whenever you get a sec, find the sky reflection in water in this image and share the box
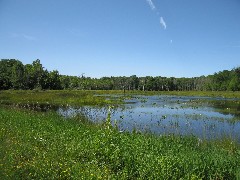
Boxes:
[58,95,240,141]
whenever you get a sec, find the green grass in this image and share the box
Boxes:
[1,89,240,119]
[1,107,240,179]
[124,90,240,98]
[0,90,122,107]
[1,90,240,105]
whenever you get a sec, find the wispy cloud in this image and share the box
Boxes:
[10,33,36,41]
[146,0,155,10]
[160,17,167,29]
[145,1,168,31]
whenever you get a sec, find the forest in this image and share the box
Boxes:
[1,59,240,91]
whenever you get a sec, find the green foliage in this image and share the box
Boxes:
[0,90,123,107]
[0,108,240,179]
[45,70,62,90]
[0,59,24,89]
[1,90,240,111]
[1,59,240,91]
[0,59,62,90]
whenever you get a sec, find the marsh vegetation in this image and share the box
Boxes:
[1,90,240,179]
[1,107,240,179]
[1,59,240,179]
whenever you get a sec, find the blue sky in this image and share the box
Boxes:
[0,0,240,78]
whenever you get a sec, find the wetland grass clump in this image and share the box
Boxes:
[0,90,123,108]
[1,107,240,179]
[1,90,240,107]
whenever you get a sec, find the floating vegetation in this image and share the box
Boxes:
[54,94,240,142]
[1,91,240,178]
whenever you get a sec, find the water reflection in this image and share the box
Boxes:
[58,95,240,141]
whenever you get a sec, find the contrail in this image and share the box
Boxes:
[160,17,167,29]
[145,1,168,31]
[146,0,155,10]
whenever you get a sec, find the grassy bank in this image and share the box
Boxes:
[141,90,240,98]
[0,90,121,107]
[0,90,240,110]
[1,107,240,179]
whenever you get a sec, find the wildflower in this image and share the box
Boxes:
[197,138,203,146]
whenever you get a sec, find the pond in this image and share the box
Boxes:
[58,95,240,141]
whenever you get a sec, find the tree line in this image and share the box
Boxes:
[0,59,240,91]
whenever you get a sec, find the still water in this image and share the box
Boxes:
[58,95,240,141]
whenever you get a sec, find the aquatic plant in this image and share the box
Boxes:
[1,107,240,179]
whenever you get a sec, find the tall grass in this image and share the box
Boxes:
[1,107,240,179]
[1,90,240,108]
[0,90,122,107]
[131,90,240,99]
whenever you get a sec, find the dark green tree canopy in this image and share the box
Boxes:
[0,59,239,91]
